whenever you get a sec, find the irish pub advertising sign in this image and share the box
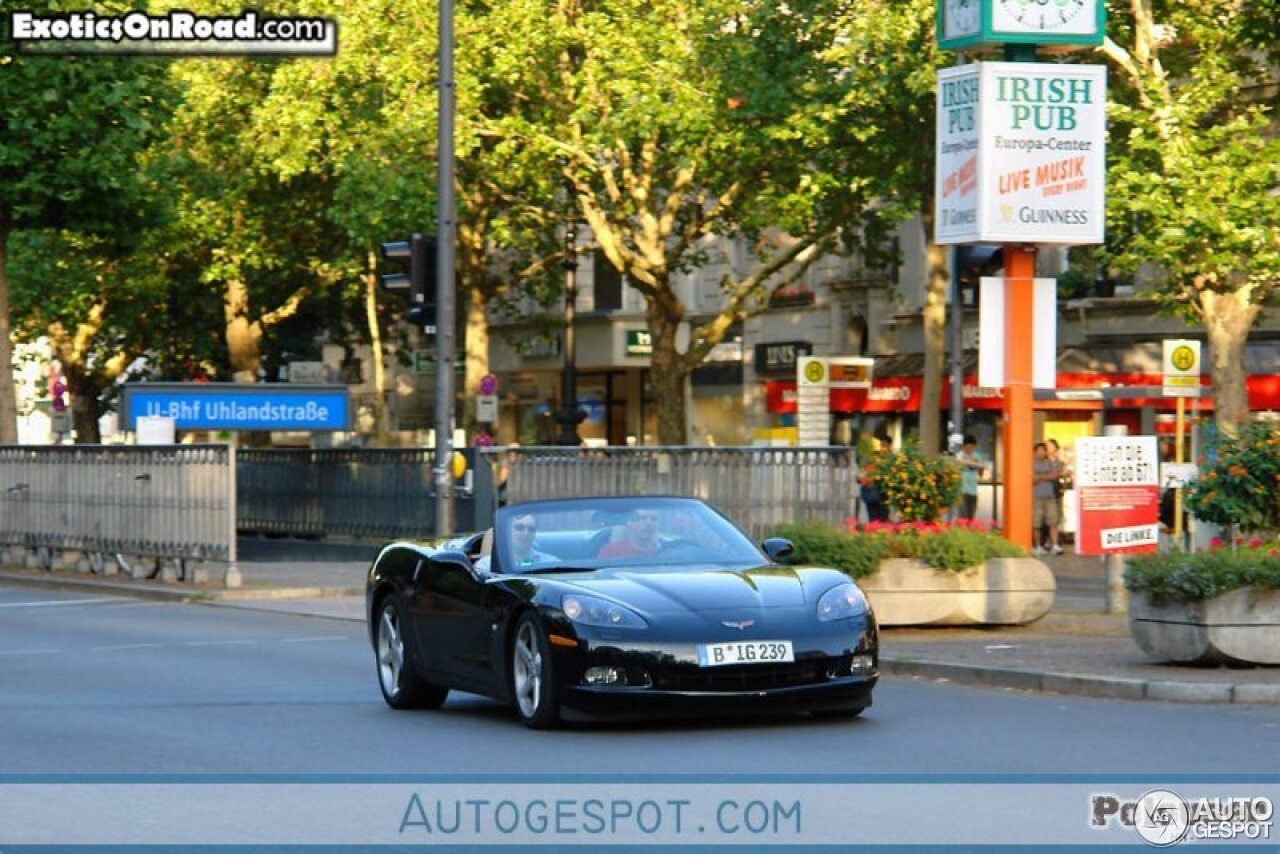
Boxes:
[935,61,1106,246]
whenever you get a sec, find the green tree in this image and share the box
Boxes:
[0,15,167,442]
[823,0,944,451]
[158,57,334,385]
[1098,0,1280,430]
[481,0,880,444]
[7,228,172,442]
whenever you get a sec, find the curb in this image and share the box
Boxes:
[880,656,1280,705]
[0,571,357,603]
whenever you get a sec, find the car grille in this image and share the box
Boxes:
[651,658,836,692]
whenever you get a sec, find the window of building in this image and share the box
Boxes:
[593,249,622,312]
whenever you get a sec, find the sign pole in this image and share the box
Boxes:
[1174,394,1186,548]
[434,0,457,535]
[1001,245,1036,549]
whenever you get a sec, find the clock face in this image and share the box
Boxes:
[995,0,1092,32]
[945,0,980,38]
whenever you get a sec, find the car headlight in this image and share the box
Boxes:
[817,583,869,621]
[562,595,647,629]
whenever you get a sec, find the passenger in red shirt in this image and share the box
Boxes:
[597,509,662,559]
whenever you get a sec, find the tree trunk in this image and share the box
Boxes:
[363,256,388,442]
[1200,288,1259,433]
[0,221,18,444]
[647,309,687,445]
[222,279,308,385]
[63,365,102,444]
[919,233,949,455]
[463,283,491,437]
[224,279,262,383]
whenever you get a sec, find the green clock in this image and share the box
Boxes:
[995,0,1092,33]
[938,0,1104,51]
[942,0,981,42]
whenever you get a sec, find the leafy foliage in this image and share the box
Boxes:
[1096,1,1280,426]
[1184,421,1280,532]
[861,442,961,522]
[774,519,1023,577]
[772,522,885,579]
[1125,546,1280,604]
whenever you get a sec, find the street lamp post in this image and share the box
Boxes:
[555,215,585,446]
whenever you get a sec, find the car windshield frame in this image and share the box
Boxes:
[490,496,765,575]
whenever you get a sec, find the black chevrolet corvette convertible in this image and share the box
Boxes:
[365,495,878,728]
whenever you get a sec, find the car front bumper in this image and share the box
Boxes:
[552,623,878,721]
[561,675,876,721]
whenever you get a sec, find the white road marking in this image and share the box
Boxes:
[90,643,165,652]
[98,601,165,610]
[280,636,350,644]
[183,640,259,647]
[0,597,121,608]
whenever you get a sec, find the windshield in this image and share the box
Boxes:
[491,497,763,574]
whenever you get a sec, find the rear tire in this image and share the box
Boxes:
[375,598,448,710]
[510,612,561,729]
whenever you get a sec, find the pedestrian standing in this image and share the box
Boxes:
[955,435,986,521]
[1045,438,1068,551]
[1032,442,1063,555]
[857,434,889,523]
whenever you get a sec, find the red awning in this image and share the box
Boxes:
[763,372,1280,414]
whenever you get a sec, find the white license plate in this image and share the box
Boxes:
[696,640,794,667]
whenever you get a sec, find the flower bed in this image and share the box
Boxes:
[775,520,1051,627]
[775,519,1024,578]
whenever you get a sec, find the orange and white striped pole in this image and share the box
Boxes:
[1002,245,1037,549]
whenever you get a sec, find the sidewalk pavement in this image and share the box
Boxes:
[2,551,1277,706]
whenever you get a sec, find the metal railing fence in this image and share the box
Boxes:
[237,448,439,539]
[0,445,235,562]
[488,446,857,540]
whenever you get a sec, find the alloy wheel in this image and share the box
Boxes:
[513,621,543,718]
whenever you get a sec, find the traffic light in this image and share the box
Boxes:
[381,233,438,332]
[953,245,1003,305]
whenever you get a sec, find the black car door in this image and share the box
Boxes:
[408,556,493,690]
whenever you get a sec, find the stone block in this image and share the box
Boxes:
[1146,681,1233,703]
[1042,673,1148,700]
[861,557,1055,627]
[1130,589,1280,665]
[1232,684,1280,704]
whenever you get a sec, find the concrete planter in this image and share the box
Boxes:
[1130,588,1280,666]
[860,557,1055,627]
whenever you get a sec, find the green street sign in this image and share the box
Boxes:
[626,329,653,357]
[415,350,464,375]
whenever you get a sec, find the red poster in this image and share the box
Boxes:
[1073,436,1160,556]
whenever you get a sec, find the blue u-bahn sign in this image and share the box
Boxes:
[121,383,351,432]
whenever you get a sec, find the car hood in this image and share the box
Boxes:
[553,563,842,613]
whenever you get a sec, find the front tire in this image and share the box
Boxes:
[511,612,561,729]
[375,598,448,710]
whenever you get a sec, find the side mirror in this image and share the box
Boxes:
[429,549,476,575]
[761,538,795,563]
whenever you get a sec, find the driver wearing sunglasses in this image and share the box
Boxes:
[476,513,558,573]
